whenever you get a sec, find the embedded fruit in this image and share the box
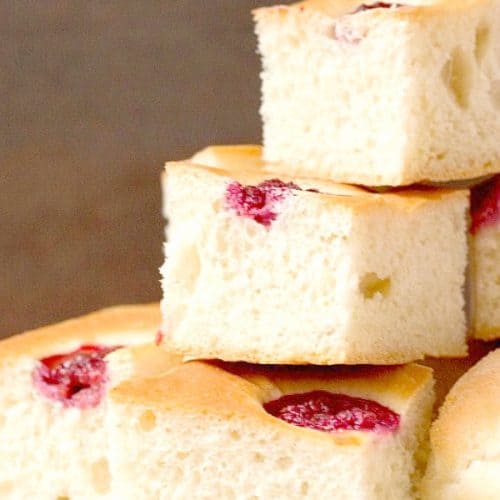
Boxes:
[352,3,403,14]
[33,345,120,409]
[264,390,400,433]
[225,179,300,226]
[471,176,500,234]
[155,330,164,346]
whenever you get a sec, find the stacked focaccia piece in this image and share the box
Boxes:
[0,304,182,499]
[1,1,500,499]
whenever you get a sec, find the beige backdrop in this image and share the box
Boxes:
[1,1,284,337]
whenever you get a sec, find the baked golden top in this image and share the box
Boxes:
[169,144,468,213]
[0,303,161,360]
[111,361,433,445]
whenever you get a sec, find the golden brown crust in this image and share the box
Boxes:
[474,326,500,340]
[220,362,433,402]
[110,361,432,446]
[0,303,161,360]
[169,145,469,213]
[429,348,500,469]
[107,343,183,382]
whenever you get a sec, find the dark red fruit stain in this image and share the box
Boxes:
[33,345,120,409]
[471,176,500,234]
[225,179,301,227]
[264,391,400,433]
[352,3,404,13]
[155,330,164,346]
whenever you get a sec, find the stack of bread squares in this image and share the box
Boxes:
[0,1,498,499]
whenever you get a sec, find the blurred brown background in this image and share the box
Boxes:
[1,1,281,338]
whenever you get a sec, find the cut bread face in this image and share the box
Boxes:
[470,175,500,340]
[0,304,181,500]
[160,145,469,365]
[108,361,434,500]
[254,0,500,186]
[422,348,500,500]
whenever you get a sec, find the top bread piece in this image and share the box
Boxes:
[421,348,500,499]
[254,0,500,186]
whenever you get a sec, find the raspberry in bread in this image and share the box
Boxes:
[254,1,500,186]
[0,304,180,500]
[470,175,500,340]
[421,348,500,500]
[160,145,469,365]
[108,361,434,499]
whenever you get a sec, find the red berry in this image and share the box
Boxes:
[264,391,400,433]
[32,345,120,409]
[471,176,500,234]
[155,330,164,346]
[352,3,403,14]
[225,179,300,227]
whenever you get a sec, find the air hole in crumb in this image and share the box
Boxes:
[441,48,474,108]
[91,459,111,494]
[254,452,265,463]
[301,481,310,495]
[170,244,201,294]
[474,24,491,63]
[277,456,292,470]
[185,247,201,291]
[359,273,391,299]
[212,199,222,212]
[490,80,500,110]
[0,482,13,495]
[171,465,184,482]
[139,410,157,431]
[230,430,241,440]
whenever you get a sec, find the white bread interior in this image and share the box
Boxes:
[161,145,469,365]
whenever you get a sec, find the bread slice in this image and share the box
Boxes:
[470,175,500,340]
[108,361,434,499]
[254,1,500,186]
[0,304,180,500]
[160,145,469,365]
[421,348,500,499]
